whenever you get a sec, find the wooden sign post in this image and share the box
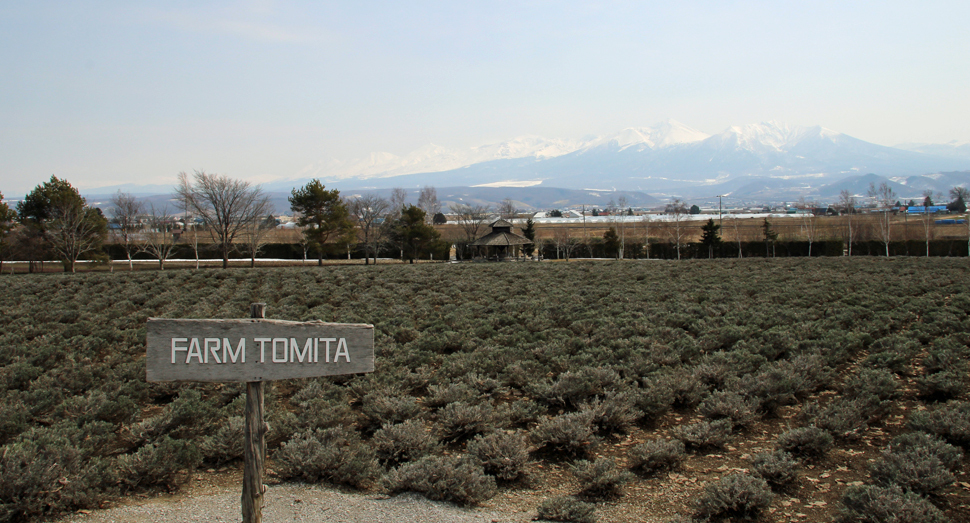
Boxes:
[146,303,374,523]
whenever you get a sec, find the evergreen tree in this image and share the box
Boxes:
[391,205,441,263]
[289,179,354,266]
[0,192,15,273]
[699,218,721,259]
[522,217,536,257]
[17,176,108,272]
[603,227,621,259]
[762,217,778,258]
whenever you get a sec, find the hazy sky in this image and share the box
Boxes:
[2,1,969,196]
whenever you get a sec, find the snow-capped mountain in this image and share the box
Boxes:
[272,120,708,191]
[266,121,970,198]
[83,119,970,205]
[279,135,588,187]
[583,120,710,150]
[705,122,843,154]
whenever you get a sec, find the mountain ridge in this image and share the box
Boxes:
[269,121,969,194]
[77,121,970,207]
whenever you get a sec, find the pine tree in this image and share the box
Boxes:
[391,205,441,263]
[17,176,108,272]
[762,218,778,258]
[522,218,536,257]
[700,218,721,259]
[603,227,621,259]
[0,192,15,273]
[288,179,354,266]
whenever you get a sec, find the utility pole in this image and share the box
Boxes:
[582,204,588,256]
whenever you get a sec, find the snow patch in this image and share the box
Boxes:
[767,173,827,180]
[708,121,844,153]
[472,180,544,188]
[584,120,709,150]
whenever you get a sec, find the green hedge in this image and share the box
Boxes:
[19,238,970,264]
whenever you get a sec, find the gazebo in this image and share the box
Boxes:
[469,219,533,260]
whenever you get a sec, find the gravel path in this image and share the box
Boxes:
[60,483,511,523]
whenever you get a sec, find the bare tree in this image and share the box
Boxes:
[552,226,578,261]
[48,204,108,272]
[949,186,969,212]
[921,194,935,258]
[417,186,441,224]
[730,216,744,258]
[139,204,179,270]
[638,214,652,259]
[389,188,408,215]
[244,214,276,268]
[386,188,409,259]
[955,188,970,260]
[581,204,592,258]
[498,198,517,220]
[802,209,820,257]
[109,191,143,271]
[963,206,970,257]
[188,219,201,269]
[175,170,272,269]
[615,196,628,258]
[450,202,491,258]
[664,199,689,260]
[839,190,856,256]
[296,232,312,264]
[866,182,897,257]
[177,188,200,269]
[349,194,390,265]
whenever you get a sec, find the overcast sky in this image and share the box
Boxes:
[2,1,969,196]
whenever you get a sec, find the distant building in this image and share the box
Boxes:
[469,219,533,261]
[907,206,948,214]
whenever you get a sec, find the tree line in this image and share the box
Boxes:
[3,174,969,272]
[0,172,451,273]
[547,184,970,261]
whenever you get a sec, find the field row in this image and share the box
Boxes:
[0,258,968,522]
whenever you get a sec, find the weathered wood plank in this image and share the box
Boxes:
[242,380,265,523]
[146,318,374,382]
[243,303,266,523]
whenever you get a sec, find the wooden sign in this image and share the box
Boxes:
[146,318,374,382]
